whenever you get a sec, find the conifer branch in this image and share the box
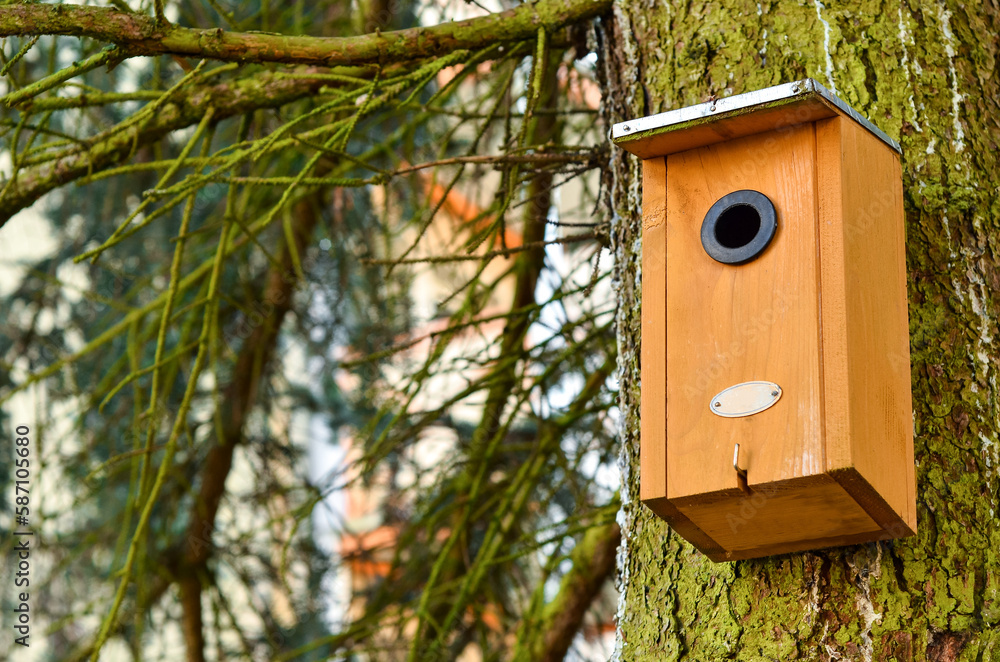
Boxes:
[0,69,327,225]
[515,518,620,662]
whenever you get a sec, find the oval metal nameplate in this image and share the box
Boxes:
[710,381,782,417]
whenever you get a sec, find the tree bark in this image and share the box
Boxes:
[602,1,1000,659]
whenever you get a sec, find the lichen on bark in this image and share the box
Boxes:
[601,0,1000,659]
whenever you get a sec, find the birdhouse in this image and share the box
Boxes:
[614,79,916,561]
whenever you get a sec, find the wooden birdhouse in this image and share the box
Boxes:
[613,79,916,561]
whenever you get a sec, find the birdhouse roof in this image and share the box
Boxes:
[612,78,900,159]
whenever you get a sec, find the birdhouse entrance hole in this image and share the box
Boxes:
[715,205,760,249]
[700,189,777,265]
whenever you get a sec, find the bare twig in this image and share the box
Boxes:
[393,151,598,174]
[361,232,601,265]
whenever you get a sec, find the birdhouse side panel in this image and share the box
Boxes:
[816,116,917,536]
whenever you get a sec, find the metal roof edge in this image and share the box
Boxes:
[612,79,901,155]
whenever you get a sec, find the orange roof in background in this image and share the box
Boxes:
[340,525,398,555]
[423,176,522,249]
[420,57,602,251]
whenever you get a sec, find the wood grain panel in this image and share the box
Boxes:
[640,157,667,503]
[817,116,916,535]
[706,528,892,562]
[665,124,823,499]
[674,477,881,554]
[815,118,852,475]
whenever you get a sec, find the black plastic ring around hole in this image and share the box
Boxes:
[700,190,777,265]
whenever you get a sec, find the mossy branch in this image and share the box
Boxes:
[0,69,327,225]
[2,45,123,107]
[513,511,620,662]
[0,0,611,66]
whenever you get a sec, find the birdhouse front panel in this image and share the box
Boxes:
[614,80,917,561]
[664,123,823,499]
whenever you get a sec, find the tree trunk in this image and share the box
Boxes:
[601,1,1000,659]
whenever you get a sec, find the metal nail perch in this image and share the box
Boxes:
[733,443,751,495]
[732,444,746,478]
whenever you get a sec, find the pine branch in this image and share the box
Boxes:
[1,45,123,107]
[392,150,600,174]
[179,575,207,662]
[171,176,323,662]
[514,518,621,662]
[182,189,319,572]
[0,0,611,66]
[406,45,564,660]
[0,69,326,225]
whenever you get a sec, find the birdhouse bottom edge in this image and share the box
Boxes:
[644,468,915,562]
